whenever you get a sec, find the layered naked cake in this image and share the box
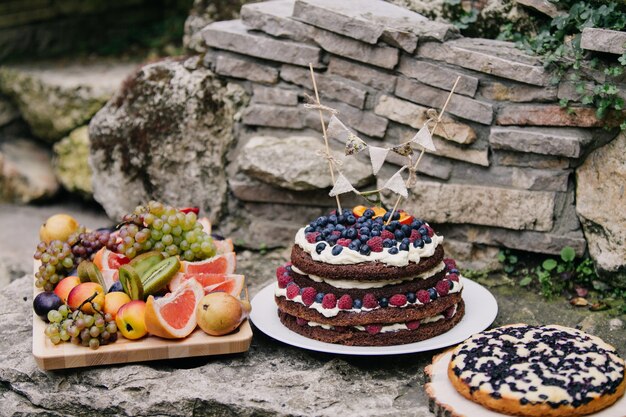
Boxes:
[274,206,465,346]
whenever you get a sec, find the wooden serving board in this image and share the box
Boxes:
[32,263,253,370]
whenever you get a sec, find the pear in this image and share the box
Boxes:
[196,292,251,336]
[39,214,79,243]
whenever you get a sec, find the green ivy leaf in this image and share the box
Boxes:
[542,259,558,271]
[519,277,533,286]
[561,246,576,262]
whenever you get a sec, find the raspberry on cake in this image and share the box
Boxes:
[447,324,626,417]
[273,206,466,346]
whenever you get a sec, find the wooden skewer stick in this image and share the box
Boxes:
[385,76,462,225]
[309,63,342,213]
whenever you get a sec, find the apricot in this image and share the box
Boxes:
[67,282,105,314]
[54,275,81,304]
[116,300,147,340]
[104,292,131,320]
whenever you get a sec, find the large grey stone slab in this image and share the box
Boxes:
[52,126,93,198]
[0,137,59,204]
[241,0,316,42]
[395,77,493,124]
[313,29,399,70]
[0,59,137,142]
[516,0,563,18]
[252,84,299,106]
[281,65,367,108]
[496,104,623,128]
[238,135,373,191]
[576,132,626,287]
[418,40,550,86]
[202,19,323,68]
[492,150,570,170]
[385,151,453,180]
[479,80,557,102]
[302,99,389,138]
[398,57,478,97]
[381,179,555,231]
[448,164,570,192]
[375,95,477,144]
[242,104,305,129]
[89,58,247,222]
[328,57,397,93]
[293,0,457,51]
[489,126,589,158]
[214,53,279,84]
[581,27,626,55]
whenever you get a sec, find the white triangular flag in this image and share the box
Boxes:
[368,146,389,175]
[411,125,437,152]
[327,115,367,155]
[382,168,408,198]
[329,173,356,197]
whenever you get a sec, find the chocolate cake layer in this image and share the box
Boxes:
[291,244,445,281]
[290,268,447,299]
[278,300,465,346]
[275,291,462,326]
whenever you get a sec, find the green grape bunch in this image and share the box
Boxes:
[110,201,216,261]
[45,304,118,350]
[34,227,115,291]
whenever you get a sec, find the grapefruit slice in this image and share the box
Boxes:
[206,275,245,298]
[198,217,212,234]
[101,269,119,290]
[214,238,234,255]
[144,279,204,339]
[181,252,236,275]
[169,272,229,292]
[93,247,130,270]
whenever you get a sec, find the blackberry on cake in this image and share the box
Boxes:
[273,206,465,346]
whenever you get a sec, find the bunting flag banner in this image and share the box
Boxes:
[382,168,408,198]
[411,125,437,152]
[327,116,368,155]
[390,142,413,157]
[368,146,389,175]
[329,173,357,197]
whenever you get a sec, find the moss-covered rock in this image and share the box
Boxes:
[52,126,93,198]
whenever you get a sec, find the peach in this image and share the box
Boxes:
[116,300,147,340]
[104,292,131,320]
[54,276,81,303]
[67,282,105,314]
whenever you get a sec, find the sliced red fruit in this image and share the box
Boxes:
[205,274,245,298]
[101,269,119,290]
[398,211,413,225]
[144,279,204,338]
[352,205,367,218]
[93,247,130,270]
[170,272,230,292]
[214,238,234,255]
[372,206,387,218]
[181,252,236,275]
[179,207,200,215]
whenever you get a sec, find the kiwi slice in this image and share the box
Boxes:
[118,265,144,301]
[141,257,181,296]
[77,261,106,291]
[129,251,164,279]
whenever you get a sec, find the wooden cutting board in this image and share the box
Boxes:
[32,263,253,370]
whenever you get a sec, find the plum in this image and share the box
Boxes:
[33,292,63,321]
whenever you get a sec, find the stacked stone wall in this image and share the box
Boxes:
[192,0,623,264]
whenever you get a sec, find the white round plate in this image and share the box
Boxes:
[250,277,498,355]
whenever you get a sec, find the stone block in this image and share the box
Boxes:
[489,126,589,158]
[418,40,550,86]
[581,28,626,55]
[0,95,18,126]
[479,80,557,102]
[448,164,570,192]
[516,0,564,18]
[375,95,476,144]
[496,105,625,128]
[202,20,323,68]
[328,57,397,93]
[215,53,279,84]
[398,57,478,97]
[385,151,452,181]
[381,180,555,231]
[303,100,388,138]
[313,29,399,70]
[252,84,299,106]
[238,135,372,191]
[229,175,362,207]
[395,77,493,124]
[240,0,315,42]
[492,151,570,170]
[52,126,93,198]
[293,0,457,49]
[385,123,489,166]
[280,65,367,109]
[577,132,626,287]
[241,104,304,129]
